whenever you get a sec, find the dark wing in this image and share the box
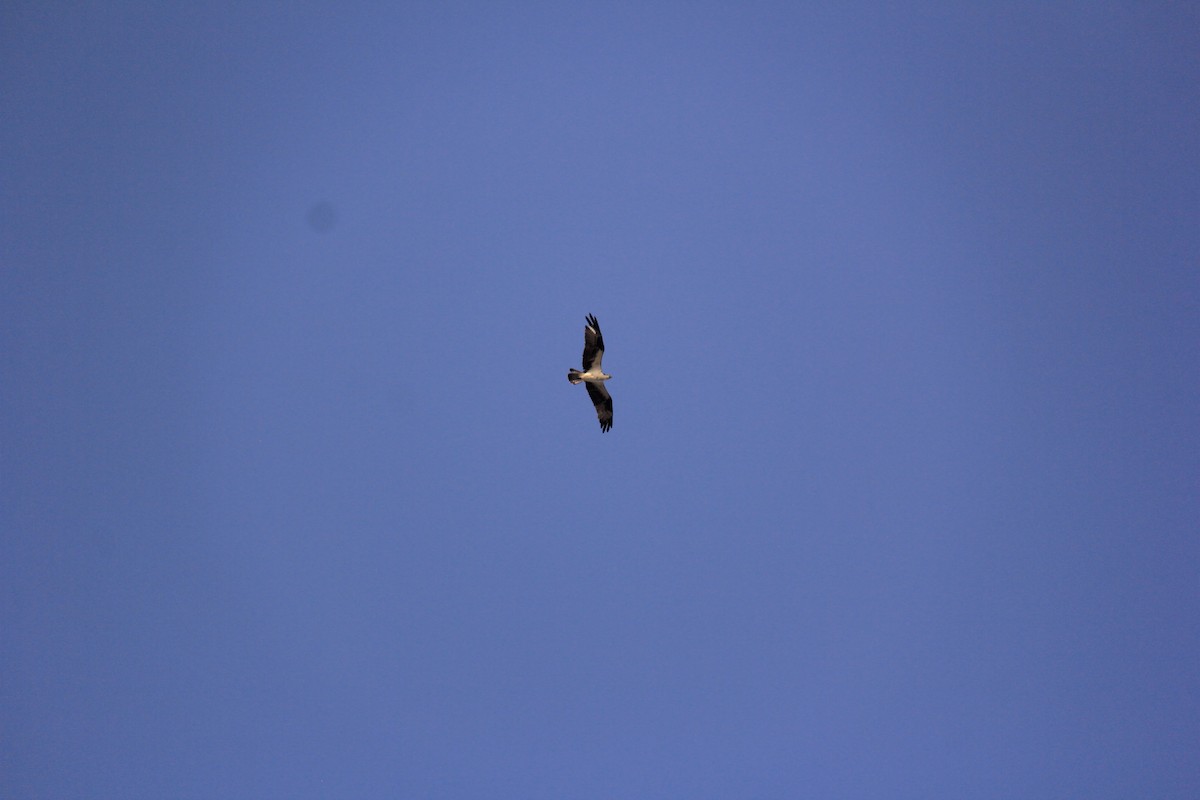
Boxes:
[585,382,613,432]
[581,314,605,371]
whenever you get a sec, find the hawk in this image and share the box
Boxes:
[567,314,613,432]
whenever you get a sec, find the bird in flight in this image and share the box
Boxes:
[567,314,613,432]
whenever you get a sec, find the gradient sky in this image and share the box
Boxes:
[3,3,1198,797]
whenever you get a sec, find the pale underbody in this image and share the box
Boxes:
[570,370,611,383]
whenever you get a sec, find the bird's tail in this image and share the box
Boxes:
[567,369,583,384]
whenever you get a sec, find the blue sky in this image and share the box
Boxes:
[3,2,1197,797]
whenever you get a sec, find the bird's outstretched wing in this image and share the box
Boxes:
[585,381,613,432]
[582,314,605,371]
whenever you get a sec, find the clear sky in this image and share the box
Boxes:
[3,2,1197,797]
